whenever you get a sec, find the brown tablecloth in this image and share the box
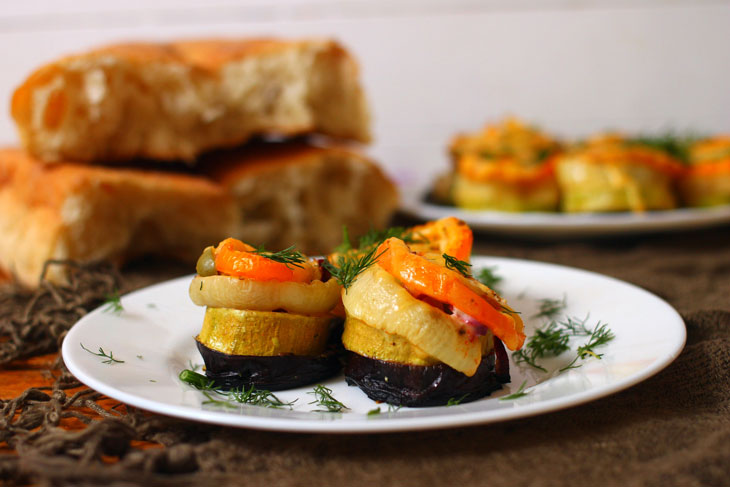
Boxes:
[3,223,730,487]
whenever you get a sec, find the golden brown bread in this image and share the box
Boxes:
[0,141,398,286]
[11,38,371,163]
[203,141,399,255]
[0,148,238,287]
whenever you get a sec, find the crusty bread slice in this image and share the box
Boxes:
[0,148,238,287]
[203,140,399,255]
[11,38,371,163]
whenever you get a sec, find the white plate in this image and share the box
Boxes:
[400,186,730,237]
[62,257,685,434]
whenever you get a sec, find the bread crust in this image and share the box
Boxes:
[202,140,399,255]
[0,148,238,286]
[12,38,371,162]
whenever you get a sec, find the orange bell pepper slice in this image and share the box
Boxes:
[376,237,524,351]
[408,217,473,262]
[214,238,315,283]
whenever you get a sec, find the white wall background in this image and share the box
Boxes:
[1,0,728,186]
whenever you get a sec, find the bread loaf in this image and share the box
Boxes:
[203,141,399,255]
[0,148,238,287]
[0,141,398,286]
[11,39,371,163]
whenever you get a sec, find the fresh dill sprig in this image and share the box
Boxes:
[443,254,472,278]
[325,246,384,291]
[558,321,616,371]
[102,290,124,315]
[367,403,402,416]
[558,315,592,336]
[357,226,421,251]
[228,385,297,409]
[446,394,469,406]
[326,225,426,290]
[178,369,295,409]
[558,356,582,372]
[514,305,615,373]
[201,391,236,409]
[629,132,699,164]
[308,384,348,413]
[476,266,503,291]
[80,343,125,364]
[532,296,567,320]
[500,380,529,401]
[512,321,571,372]
[334,226,353,254]
[576,321,615,360]
[500,305,521,316]
[252,245,306,269]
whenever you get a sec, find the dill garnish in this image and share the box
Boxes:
[476,266,503,291]
[357,226,421,251]
[446,394,469,406]
[252,245,306,269]
[308,384,348,412]
[512,322,571,372]
[500,380,529,400]
[629,133,699,164]
[500,305,522,316]
[228,384,297,409]
[443,254,472,278]
[178,369,295,409]
[80,343,124,364]
[533,296,567,320]
[102,290,124,315]
[201,391,235,409]
[576,321,615,360]
[334,226,353,254]
[327,225,426,291]
[514,311,615,373]
[367,403,402,416]
[325,247,384,291]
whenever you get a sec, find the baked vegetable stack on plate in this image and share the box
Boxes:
[330,217,524,407]
[0,38,398,287]
[554,135,683,213]
[188,238,342,389]
[435,118,562,211]
[679,136,730,207]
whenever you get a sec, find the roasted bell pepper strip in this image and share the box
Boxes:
[408,217,473,262]
[376,237,525,351]
[214,238,315,283]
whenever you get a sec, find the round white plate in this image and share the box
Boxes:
[400,186,730,237]
[62,257,685,434]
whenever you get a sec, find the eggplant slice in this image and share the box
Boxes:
[196,340,341,391]
[344,339,511,407]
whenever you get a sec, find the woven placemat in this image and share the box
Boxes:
[2,227,729,487]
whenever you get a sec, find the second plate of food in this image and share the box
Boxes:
[62,256,685,433]
[400,186,730,238]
